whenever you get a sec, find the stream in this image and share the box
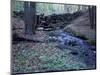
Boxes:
[47,29,96,68]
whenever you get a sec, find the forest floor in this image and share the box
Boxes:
[64,12,96,41]
[11,13,96,74]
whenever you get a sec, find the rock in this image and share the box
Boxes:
[70,51,79,56]
[48,36,58,42]
[43,28,53,31]
[37,27,44,31]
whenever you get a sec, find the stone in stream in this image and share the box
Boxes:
[65,40,77,46]
[70,51,79,56]
[43,28,53,31]
[48,36,58,42]
[37,27,44,31]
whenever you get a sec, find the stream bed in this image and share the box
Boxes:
[47,29,96,67]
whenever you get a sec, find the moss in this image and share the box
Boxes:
[75,32,88,40]
[76,33,96,45]
[64,28,96,45]
[64,27,88,40]
[86,39,96,45]
[17,55,27,65]
[39,56,51,62]
[75,33,96,45]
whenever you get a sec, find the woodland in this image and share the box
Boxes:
[11,1,96,74]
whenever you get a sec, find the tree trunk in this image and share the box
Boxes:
[88,6,96,29]
[30,2,37,34]
[24,2,36,35]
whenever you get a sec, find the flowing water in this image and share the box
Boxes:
[47,29,96,68]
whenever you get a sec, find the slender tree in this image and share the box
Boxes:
[24,2,36,35]
[88,6,96,29]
